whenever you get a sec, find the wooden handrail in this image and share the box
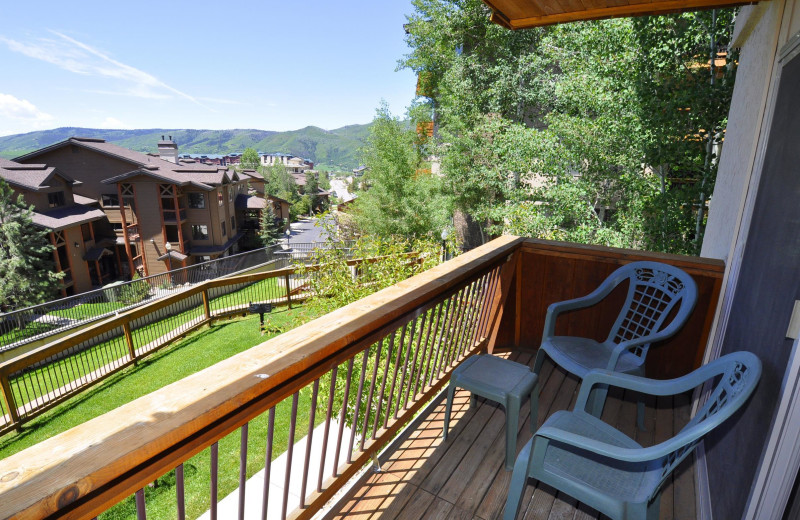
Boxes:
[0,236,524,520]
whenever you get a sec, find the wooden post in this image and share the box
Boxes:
[202,288,211,321]
[122,321,136,363]
[0,372,21,431]
[486,252,519,354]
[285,274,292,309]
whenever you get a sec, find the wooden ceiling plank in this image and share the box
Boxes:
[496,0,754,28]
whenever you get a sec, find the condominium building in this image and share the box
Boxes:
[0,158,114,296]
[15,137,250,279]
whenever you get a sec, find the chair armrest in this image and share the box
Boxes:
[542,278,620,340]
[535,424,697,462]
[606,331,674,369]
[574,369,706,413]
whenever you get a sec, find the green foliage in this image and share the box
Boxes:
[304,170,320,213]
[293,232,445,428]
[239,147,260,170]
[291,196,311,220]
[318,170,331,190]
[353,103,450,238]
[258,204,282,246]
[0,179,62,310]
[400,1,739,255]
[264,161,298,203]
[633,11,737,254]
[117,273,151,305]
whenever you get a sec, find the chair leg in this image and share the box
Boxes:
[533,348,547,375]
[503,440,533,520]
[646,494,662,520]
[637,398,647,432]
[589,383,609,418]
[443,382,457,441]
[505,397,520,471]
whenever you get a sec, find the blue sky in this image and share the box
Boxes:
[0,1,419,137]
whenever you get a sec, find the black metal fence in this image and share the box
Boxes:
[0,242,345,352]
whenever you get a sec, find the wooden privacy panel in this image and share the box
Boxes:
[495,239,724,379]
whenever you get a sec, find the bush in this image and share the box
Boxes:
[118,274,151,305]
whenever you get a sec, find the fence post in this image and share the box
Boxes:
[285,274,292,309]
[123,321,137,363]
[0,372,21,431]
[202,287,211,321]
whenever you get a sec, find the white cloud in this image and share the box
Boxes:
[0,31,210,108]
[0,92,53,123]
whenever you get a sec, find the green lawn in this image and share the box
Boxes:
[49,301,127,321]
[7,279,290,408]
[0,320,58,347]
[208,277,284,314]
[1,304,326,520]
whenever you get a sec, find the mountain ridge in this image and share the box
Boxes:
[0,124,373,170]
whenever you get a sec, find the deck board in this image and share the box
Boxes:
[325,353,696,520]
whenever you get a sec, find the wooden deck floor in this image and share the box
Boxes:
[326,351,696,520]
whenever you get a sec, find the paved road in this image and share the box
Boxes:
[286,217,329,245]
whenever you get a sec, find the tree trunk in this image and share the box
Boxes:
[453,210,485,251]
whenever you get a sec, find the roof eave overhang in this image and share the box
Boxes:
[482,0,757,29]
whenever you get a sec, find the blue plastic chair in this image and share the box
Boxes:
[533,261,698,429]
[504,351,761,520]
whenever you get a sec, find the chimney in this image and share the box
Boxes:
[158,135,179,164]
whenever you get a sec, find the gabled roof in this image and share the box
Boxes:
[30,204,106,231]
[0,158,80,191]
[14,137,241,189]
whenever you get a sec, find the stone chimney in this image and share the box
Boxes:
[158,135,179,164]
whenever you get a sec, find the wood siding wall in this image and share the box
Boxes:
[493,239,724,379]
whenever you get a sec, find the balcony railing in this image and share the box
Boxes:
[0,237,724,520]
[126,223,140,241]
[162,207,187,223]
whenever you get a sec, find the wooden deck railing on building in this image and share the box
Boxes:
[0,237,724,520]
[0,266,307,436]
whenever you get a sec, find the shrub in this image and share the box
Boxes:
[118,274,151,305]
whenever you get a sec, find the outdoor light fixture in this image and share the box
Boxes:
[74,242,80,249]
[165,242,173,272]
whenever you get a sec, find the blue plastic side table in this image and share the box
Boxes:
[443,354,539,470]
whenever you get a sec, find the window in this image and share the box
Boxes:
[81,223,92,242]
[191,225,209,240]
[221,221,226,237]
[228,187,233,202]
[48,191,65,208]
[218,191,224,206]
[188,192,205,209]
[231,216,235,231]
[101,194,119,207]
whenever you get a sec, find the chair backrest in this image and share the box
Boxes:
[604,261,698,359]
[651,351,761,501]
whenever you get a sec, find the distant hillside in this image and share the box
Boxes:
[0,124,373,171]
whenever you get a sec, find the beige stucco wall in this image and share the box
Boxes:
[701,1,785,260]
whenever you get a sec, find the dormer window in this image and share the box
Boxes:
[48,191,65,208]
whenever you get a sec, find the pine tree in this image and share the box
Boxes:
[0,179,63,309]
[258,203,282,246]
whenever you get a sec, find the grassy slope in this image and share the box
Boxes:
[0,124,372,170]
[0,305,324,520]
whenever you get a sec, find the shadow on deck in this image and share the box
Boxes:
[326,352,695,520]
